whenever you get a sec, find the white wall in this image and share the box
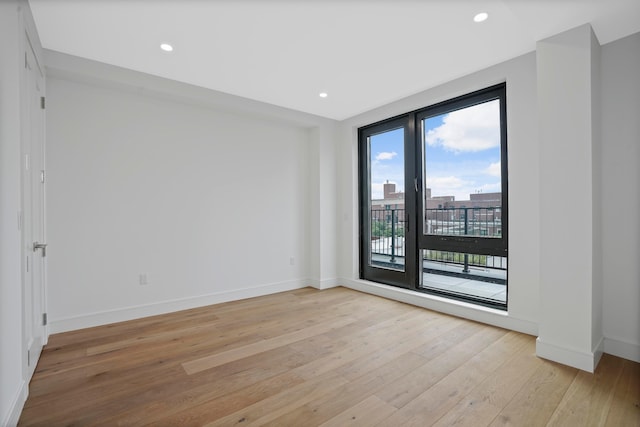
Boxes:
[336,52,540,335]
[0,3,25,424]
[45,52,333,332]
[601,32,640,362]
[1,1,45,424]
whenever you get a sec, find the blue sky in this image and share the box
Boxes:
[370,100,501,201]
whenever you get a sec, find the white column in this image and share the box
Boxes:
[308,124,338,289]
[536,24,603,372]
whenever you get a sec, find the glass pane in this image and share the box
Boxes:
[423,99,502,238]
[421,249,507,303]
[368,128,405,271]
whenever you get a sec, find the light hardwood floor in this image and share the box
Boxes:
[19,287,640,426]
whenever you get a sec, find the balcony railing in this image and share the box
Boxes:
[371,207,506,273]
[370,208,405,262]
[425,207,502,238]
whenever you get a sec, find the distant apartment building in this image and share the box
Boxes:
[370,181,405,224]
[371,181,404,208]
[371,181,502,237]
[372,181,501,210]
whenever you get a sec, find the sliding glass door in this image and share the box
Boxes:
[416,85,508,307]
[359,84,508,309]
[358,116,416,289]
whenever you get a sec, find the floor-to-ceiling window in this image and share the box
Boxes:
[359,84,508,309]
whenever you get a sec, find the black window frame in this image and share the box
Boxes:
[358,83,508,309]
[358,115,417,290]
[416,84,508,259]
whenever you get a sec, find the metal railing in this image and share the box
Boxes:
[425,206,505,274]
[422,250,507,271]
[370,208,405,263]
[370,207,506,272]
[425,207,502,238]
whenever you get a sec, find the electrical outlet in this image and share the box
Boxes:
[139,273,148,285]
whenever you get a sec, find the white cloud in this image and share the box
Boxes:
[375,151,397,161]
[428,176,468,189]
[485,161,501,177]
[480,182,501,193]
[425,100,500,153]
[427,176,472,199]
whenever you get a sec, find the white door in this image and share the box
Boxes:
[22,36,46,380]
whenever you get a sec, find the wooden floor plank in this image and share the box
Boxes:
[17,287,640,427]
[288,310,436,380]
[181,314,357,374]
[546,353,624,426]
[181,293,400,375]
[319,395,397,427]
[139,371,306,426]
[374,324,507,410]
[203,371,349,427]
[261,351,431,427]
[334,315,464,382]
[605,358,640,427]
[430,336,543,427]
[374,331,528,427]
[489,359,578,426]
[25,346,308,426]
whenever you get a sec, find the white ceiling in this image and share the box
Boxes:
[29,0,640,120]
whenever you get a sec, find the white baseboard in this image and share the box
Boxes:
[604,336,640,363]
[3,380,27,427]
[536,337,604,373]
[340,278,538,336]
[308,278,340,290]
[49,279,308,333]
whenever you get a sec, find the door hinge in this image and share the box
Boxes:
[40,170,45,184]
[41,96,45,109]
[43,313,48,326]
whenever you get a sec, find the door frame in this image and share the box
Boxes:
[415,84,509,258]
[357,84,508,309]
[358,114,418,289]
[20,19,48,382]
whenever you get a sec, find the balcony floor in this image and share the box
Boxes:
[422,272,506,303]
[370,254,506,304]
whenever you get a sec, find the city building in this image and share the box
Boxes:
[372,182,502,234]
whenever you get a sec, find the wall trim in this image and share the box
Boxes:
[49,279,307,334]
[308,278,340,290]
[604,336,640,363]
[4,379,27,427]
[536,337,604,373]
[340,278,538,336]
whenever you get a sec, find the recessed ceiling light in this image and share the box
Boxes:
[160,43,174,52]
[319,92,328,98]
[474,12,488,23]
